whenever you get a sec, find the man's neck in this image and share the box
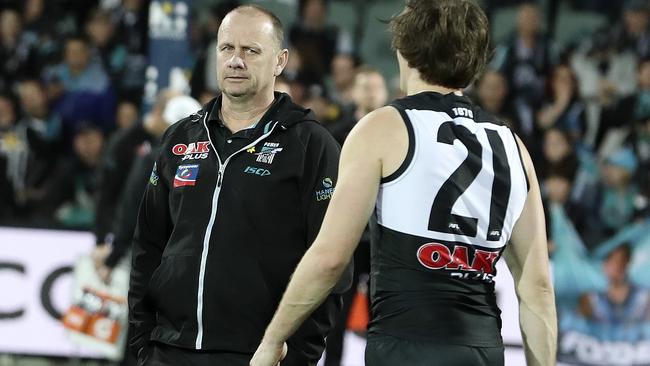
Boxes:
[220,92,275,133]
[406,76,463,96]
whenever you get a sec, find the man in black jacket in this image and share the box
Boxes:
[128,5,350,366]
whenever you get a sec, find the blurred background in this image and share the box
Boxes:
[1,0,650,365]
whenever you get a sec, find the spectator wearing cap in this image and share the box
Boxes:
[582,148,645,248]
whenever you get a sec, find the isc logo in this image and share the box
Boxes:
[244,166,271,176]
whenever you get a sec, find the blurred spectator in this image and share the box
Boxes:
[17,79,60,140]
[351,67,388,122]
[115,99,139,130]
[93,89,181,246]
[93,93,200,283]
[0,8,38,92]
[85,8,135,99]
[289,0,351,85]
[474,70,520,132]
[608,0,650,59]
[274,75,292,97]
[537,64,586,142]
[571,31,637,148]
[0,93,21,217]
[112,0,147,55]
[328,53,361,106]
[322,66,387,366]
[44,34,116,143]
[540,128,580,181]
[491,2,556,142]
[190,1,240,101]
[24,122,104,228]
[578,244,650,327]
[582,148,644,247]
[598,58,650,149]
[540,128,586,233]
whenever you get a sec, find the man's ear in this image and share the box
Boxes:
[275,48,289,76]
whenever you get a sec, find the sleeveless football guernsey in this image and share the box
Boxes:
[368,91,529,347]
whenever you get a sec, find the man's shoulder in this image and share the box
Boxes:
[162,109,207,141]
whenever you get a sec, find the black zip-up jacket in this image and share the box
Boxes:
[128,93,351,364]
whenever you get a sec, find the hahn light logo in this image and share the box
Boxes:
[149,1,189,40]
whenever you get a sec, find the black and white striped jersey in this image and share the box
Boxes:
[368,91,529,346]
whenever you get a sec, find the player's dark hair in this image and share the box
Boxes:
[389,0,490,89]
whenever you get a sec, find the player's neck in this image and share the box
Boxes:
[405,77,462,97]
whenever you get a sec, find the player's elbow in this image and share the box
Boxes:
[315,252,349,281]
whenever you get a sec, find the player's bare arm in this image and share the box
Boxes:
[504,135,558,366]
[250,106,406,366]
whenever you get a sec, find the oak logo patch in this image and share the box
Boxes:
[416,243,500,283]
[172,141,210,160]
[174,164,199,187]
[254,142,283,164]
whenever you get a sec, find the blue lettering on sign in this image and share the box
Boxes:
[244,166,271,176]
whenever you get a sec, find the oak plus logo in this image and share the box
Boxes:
[416,243,500,283]
[148,1,188,40]
[172,141,209,160]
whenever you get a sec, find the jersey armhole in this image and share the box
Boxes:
[510,130,530,192]
[381,104,416,184]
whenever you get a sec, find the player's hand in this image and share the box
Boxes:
[97,264,113,284]
[91,244,111,269]
[250,340,287,366]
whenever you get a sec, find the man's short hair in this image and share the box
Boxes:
[389,0,490,89]
[230,5,285,49]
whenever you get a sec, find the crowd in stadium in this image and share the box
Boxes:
[1,0,650,364]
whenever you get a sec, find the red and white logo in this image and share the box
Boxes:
[416,242,500,282]
[172,141,210,160]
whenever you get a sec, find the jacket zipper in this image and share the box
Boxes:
[195,116,279,349]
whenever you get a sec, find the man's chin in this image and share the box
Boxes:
[223,89,249,98]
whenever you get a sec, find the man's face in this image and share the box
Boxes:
[216,11,284,100]
[18,81,47,118]
[603,247,630,284]
[65,40,90,72]
[353,72,388,112]
[332,55,355,89]
[478,71,507,107]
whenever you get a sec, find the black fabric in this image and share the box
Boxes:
[365,333,504,366]
[128,92,352,363]
[105,150,156,268]
[95,122,153,244]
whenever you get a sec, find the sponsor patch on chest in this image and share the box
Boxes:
[173,164,200,187]
[250,142,283,164]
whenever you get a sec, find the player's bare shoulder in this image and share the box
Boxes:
[345,106,408,178]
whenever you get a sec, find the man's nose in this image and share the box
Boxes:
[226,53,245,69]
